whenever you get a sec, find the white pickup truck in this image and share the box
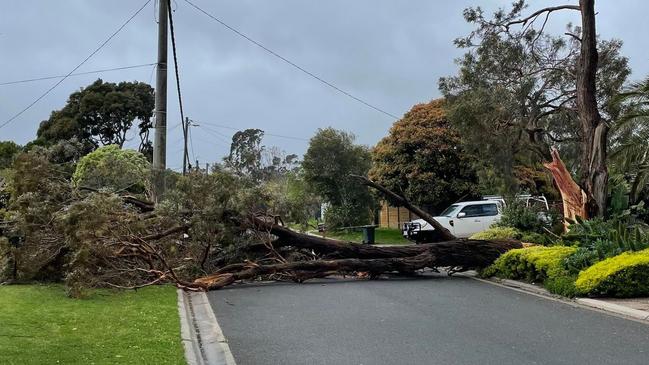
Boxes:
[402,195,549,242]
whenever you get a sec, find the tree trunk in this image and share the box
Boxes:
[193,238,521,290]
[577,0,608,217]
[543,148,587,229]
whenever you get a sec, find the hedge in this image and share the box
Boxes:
[575,248,649,297]
[483,246,576,282]
[470,227,522,240]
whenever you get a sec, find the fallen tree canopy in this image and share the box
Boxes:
[183,176,520,290]
[1,172,522,294]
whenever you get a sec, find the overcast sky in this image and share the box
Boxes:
[1,0,648,171]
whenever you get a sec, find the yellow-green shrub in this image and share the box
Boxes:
[483,246,575,281]
[470,227,521,240]
[575,248,649,297]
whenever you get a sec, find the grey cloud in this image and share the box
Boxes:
[1,0,647,171]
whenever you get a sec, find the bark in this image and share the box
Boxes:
[350,175,456,241]
[192,238,521,290]
[187,215,523,290]
[543,148,587,229]
[576,0,608,217]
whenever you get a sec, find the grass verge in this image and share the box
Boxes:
[0,284,185,365]
[324,227,411,245]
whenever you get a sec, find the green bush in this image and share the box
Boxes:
[563,246,602,274]
[72,145,150,193]
[323,202,371,229]
[562,218,649,275]
[470,226,521,240]
[496,198,557,233]
[520,232,553,245]
[575,248,649,297]
[483,246,578,296]
[485,246,575,281]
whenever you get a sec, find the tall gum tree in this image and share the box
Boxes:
[443,0,625,219]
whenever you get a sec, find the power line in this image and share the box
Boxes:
[0,63,157,86]
[196,124,230,144]
[0,0,152,131]
[198,120,309,141]
[167,0,186,131]
[183,0,400,120]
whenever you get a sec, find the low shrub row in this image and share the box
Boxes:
[575,248,649,297]
[485,245,649,298]
[470,227,555,246]
[482,246,577,297]
[470,227,522,240]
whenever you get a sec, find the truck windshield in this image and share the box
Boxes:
[439,204,460,217]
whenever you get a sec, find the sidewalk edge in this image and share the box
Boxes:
[178,289,237,365]
[463,273,649,324]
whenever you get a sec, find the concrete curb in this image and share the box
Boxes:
[177,289,237,365]
[576,298,649,321]
[177,290,202,365]
[463,273,649,324]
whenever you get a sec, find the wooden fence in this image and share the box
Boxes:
[379,201,420,229]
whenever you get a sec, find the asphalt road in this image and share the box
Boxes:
[208,274,649,365]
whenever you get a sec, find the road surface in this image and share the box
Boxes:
[208,274,649,365]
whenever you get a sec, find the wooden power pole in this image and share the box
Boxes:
[182,117,189,175]
[153,0,169,197]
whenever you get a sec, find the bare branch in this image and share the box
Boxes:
[564,32,582,42]
[505,5,581,29]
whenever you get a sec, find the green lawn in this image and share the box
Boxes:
[0,284,186,365]
[324,227,411,245]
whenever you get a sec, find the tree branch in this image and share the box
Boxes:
[349,175,456,241]
[505,5,581,29]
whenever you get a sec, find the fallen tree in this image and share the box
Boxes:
[182,177,520,290]
[191,228,521,290]
[2,169,522,294]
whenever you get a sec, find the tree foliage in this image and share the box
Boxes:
[610,76,649,208]
[72,145,151,194]
[35,79,154,156]
[302,128,374,227]
[0,141,22,170]
[224,129,299,181]
[369,99,478,213]
[440,1,629,196]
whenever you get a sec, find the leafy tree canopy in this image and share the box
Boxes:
[609,75,649,212]
[0,141,22,170]
[224,129,299,181]
[35,79,154,156]
[72,145,151,194]
[369,99,478,213]
[302,128,375,227]
[440,1,629,178]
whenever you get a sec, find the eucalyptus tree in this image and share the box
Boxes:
[441,0,630,217]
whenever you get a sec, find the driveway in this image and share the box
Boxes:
[208,274,649,365]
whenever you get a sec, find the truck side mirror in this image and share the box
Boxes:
[457,212,466,218]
